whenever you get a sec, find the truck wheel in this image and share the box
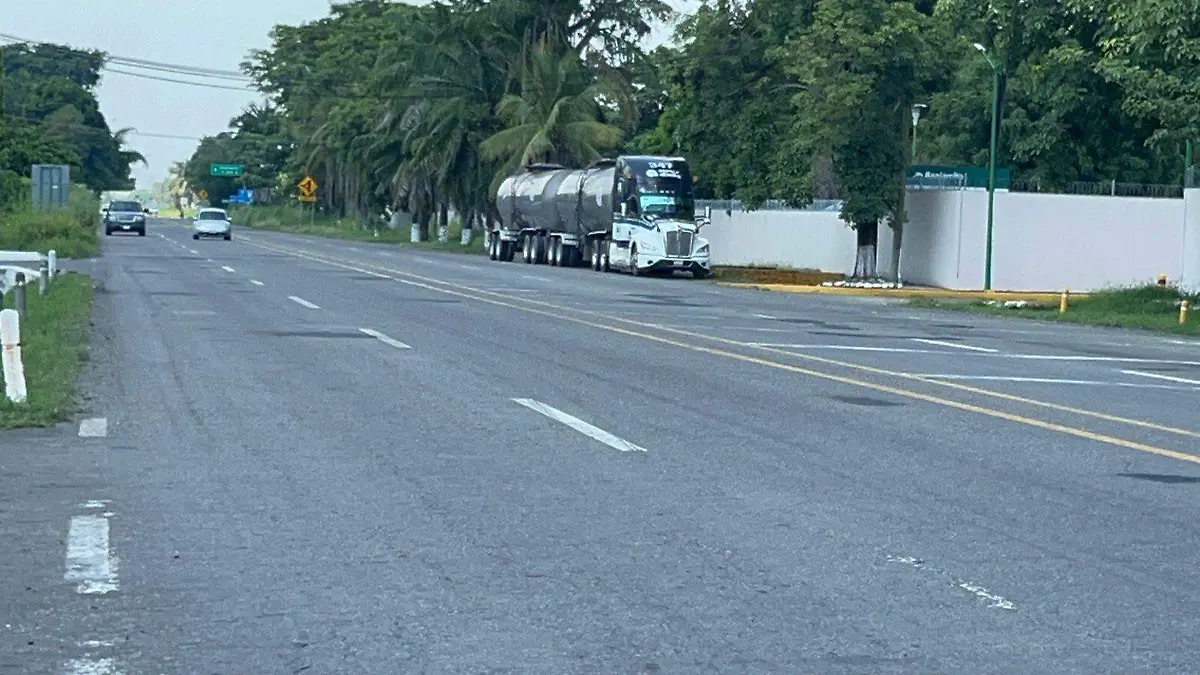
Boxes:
[591,246,600,270]
[548,239,559,266]
[535,234,548,264]
[629,245,640,276]
[523,234,534,263]
[601,249,610,272]
[488,235,498,260]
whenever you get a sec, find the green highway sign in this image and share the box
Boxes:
[210,163,243,177]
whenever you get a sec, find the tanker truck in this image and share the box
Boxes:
[487,155,712,278]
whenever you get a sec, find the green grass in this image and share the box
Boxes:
[227,205,487,254]
[0,273,95,428]
[0,187,100,258]
[907,284,1200,335]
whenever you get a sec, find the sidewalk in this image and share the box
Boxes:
[716,282,1084,303]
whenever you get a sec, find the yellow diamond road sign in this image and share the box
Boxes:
[197,189,208,200]
[298,176,317,196]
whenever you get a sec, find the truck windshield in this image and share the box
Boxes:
[631,163,695,220]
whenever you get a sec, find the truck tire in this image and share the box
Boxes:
[523,234,534,263]
[629,245,640,276]
[488,234,498,260]
[591,246,601,270]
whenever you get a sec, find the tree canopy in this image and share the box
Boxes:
[0,41,146,200]
[180,0,1200,254]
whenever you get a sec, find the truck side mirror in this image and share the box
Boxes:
[620,202,627,217]
[705,205,712,220]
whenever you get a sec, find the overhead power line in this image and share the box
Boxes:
[103,58,252,82]
[102,67,256,92]
[0,32,254,81]
[6,111,206,142]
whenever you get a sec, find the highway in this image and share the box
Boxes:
[4,217,1200,674]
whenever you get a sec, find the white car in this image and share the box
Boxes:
[193,208,232,241]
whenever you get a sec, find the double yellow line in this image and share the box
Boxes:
[241,235,1200,465]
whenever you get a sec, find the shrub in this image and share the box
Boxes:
[0,185,99,258]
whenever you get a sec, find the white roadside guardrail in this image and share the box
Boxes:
[0,249,60,403]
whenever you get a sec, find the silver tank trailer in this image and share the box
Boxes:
[495,164,617,237]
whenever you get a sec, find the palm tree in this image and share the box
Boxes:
[112,127,148,169]
[480,37,625,189]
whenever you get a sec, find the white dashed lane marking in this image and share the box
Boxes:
[512,398,648,453]
[288,296,319,309]
[78,418,107,437]
[359,328,411,349]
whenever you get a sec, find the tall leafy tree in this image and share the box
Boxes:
[0,41,145,192]
[786,0,936,277]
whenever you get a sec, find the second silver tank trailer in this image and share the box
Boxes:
[488,155,712,278]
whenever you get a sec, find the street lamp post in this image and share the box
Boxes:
[910,104,927,162]
[974,43,1003,291]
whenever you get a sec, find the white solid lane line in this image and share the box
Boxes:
[78,418,108,438]
[359,328,412,349]
[911,338,999,353]
[1121,369,1200,386]
[62,657,120,675]
[65,514,118,594]
[250,279,265,286]
[221,265,235,273]
[751,344,945,354]
[751,343,1200,366]
[914,374,1198,391]
[512,398,648,453]
[288,296,320,309]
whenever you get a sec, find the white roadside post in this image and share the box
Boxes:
[48,250,58,277]
[1,308,27,404]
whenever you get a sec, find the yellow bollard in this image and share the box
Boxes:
[1059,289,1069,314]
[1182,299,1190,325]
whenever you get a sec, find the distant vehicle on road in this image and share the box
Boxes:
[103,199,148,236]
[192,208,232,241]
[488,155,712,278]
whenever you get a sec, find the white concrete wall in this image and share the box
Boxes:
[701,206,855,272]
[706,189,1191,292]
[991,192,1185,292]
[1183,190,1200,293]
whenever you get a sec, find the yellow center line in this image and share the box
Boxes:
[239,236,1200,465]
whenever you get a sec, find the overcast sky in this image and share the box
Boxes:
[10,0,698,188]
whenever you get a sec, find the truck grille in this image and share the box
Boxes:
[665,230,693,257]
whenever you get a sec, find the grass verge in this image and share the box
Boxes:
[0,186,100,258]
[709,266,845,285]
[0,273,95,428]
[907,284,1200,335]
[227,205,487,254]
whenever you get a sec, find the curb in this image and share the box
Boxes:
[716,283,1087,303]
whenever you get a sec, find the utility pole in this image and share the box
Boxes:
[974,43,1005,292]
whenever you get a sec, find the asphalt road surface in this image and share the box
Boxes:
[3,217,1200,674]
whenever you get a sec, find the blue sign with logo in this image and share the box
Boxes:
[238,188,254,204]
